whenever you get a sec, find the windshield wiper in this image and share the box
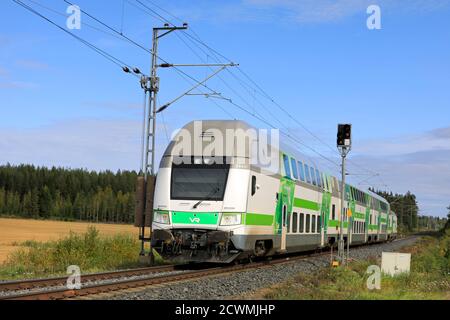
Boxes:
[193,187,221,209]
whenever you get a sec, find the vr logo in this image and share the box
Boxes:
[190,217,201,223]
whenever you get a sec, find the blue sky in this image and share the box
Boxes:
[1,0,450,217]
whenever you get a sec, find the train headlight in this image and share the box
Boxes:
[220,213,242,226]
[154,211,170,224]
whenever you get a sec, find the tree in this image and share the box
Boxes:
[0,164,138,223]
[445,205,450,230]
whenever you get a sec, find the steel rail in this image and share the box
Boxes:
[0,264,178,292]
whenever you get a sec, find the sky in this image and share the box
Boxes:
[1,0,450,217]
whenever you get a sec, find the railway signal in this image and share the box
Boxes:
[337,124,352,265]
[337,124,352,147]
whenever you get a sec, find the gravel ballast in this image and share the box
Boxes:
[109,236,420,300]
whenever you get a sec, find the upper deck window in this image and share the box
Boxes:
[291,158,299,180]
[283,154,291,178]
[315,169,322,188]
[304,164,312,184]
[310,167,317,186]
[298,161,306,182]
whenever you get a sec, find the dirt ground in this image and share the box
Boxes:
[0,218,139,263]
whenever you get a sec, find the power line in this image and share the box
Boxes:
[130,0,342,170]
[14,0,139,75]
[22,0,384,186]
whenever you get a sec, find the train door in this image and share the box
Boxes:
[281,205,287,251]
[276,176,295,253]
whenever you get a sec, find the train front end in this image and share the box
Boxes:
[151,120,257,263]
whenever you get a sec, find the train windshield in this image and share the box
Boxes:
[171,162,230,201]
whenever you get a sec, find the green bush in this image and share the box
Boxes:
[264,233,450,300]
[0,227,161,279]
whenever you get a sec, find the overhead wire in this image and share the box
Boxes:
[14,0,140,76]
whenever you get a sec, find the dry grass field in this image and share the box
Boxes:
[0,218,138,264]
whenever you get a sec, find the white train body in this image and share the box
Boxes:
[151,120,397,263]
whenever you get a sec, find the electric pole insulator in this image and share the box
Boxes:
[150,77,160,92]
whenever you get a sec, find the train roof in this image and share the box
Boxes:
[169,120,389,205]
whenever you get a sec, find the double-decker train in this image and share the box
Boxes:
[151,120,397,263]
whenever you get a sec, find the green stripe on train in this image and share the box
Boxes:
[171,211,219,225]
[354,212,366,220]
[328,220,348,228]
[293,198,320,211]
[245,213,274,226]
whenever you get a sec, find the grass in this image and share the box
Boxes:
[0,227,163,280]
[0,217,138,264]
[264,231,450,300]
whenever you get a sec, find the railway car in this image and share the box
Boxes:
[151,120,397,263]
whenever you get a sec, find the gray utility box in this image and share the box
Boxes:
[381,252,411,277]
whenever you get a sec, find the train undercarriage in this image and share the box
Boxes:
[151,229,242,263]
[151,229,397,264]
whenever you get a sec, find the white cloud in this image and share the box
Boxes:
[177,0,450,25]
[353,127,450,157]
[0,118,172,172]
[0,81,39,89]
[347,127,450,217]
[15,59,49,70]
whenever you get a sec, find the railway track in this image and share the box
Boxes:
[0,264,179,295]
[0,238,412,300]
[0,251,330,300]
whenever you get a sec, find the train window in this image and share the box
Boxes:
[292,212,298,233]
[171,162,230,201]
[298,161,306,182]
[332,204,336,220]
[311,215,316,233]
[300,213,305,233]
[283,154,291,178]
[251,175,257,196]
[305,215,310,233]
[317,216,322,233]
[291,158,299,180]
[315,169,322,188]
[310,168,317,186]
[286,210,291,231]
[304,164,312,184]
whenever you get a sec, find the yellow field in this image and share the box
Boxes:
[0,218,139,264]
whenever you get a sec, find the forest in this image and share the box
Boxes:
[372,189,445,232]
[0,164,138,223]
